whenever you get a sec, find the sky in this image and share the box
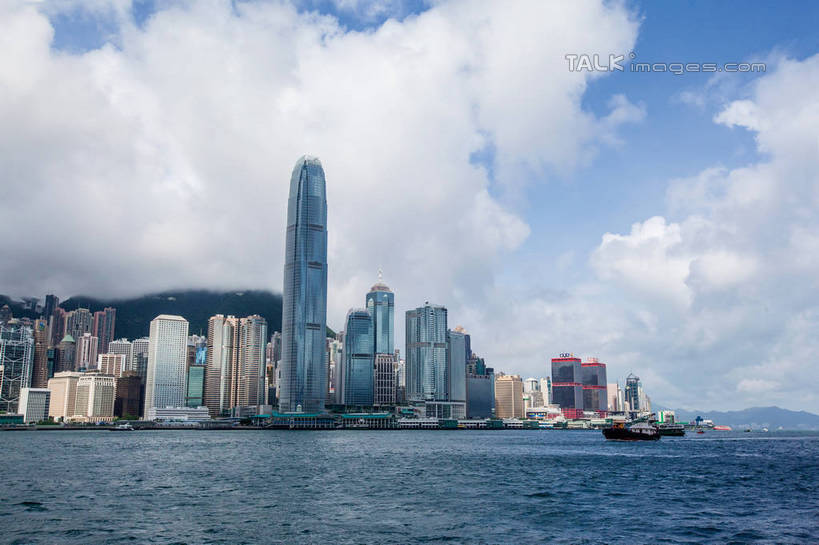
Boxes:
[2,0,819,411]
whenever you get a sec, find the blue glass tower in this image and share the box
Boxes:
[365,272,394,356]
[342,309,373,406]
[279,156,328,413]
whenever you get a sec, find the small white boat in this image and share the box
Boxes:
[111,423,135,431]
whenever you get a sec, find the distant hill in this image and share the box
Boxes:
[665,406,819,430]
[60,290,285,340]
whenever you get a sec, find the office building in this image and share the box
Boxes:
[551,355,584,419]
[581,358,608,414]
[98,353,126,377]
[405,303,448,402]
[466,370,494,419]
[326,336,342,404]
[131,337,150,378]
[494,374,524,418]
[625,374,641,412]
[75,333,99,371]
[0,324,34,413]
[73,372,116,421]
[19,388,50,423]
[447,328,467,405]
[366,272,394,355]
[279,156,328,414]
[31,319,50,388]
[47,371,81,420]
[186,364,205,408]
[607,383,620,412]
[42,295,59,322]
[54,335,76,373]
[92,307,116,354]
[374,353,396,405]
[341,309,373,406]
[540,377,551,405]
[115,372,143,418]
[144,315,189,415]
[108,339,133,370]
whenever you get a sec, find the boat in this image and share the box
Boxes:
[658,423,685,436]
[713,425,732,431]
[111,423,135,431]
[603,422,660,441]
[696,428,705,434]
[762,427,769,432]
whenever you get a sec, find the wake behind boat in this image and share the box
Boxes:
[603,422,661,441]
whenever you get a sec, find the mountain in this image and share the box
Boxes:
[664,406,819,430]
[59,290,285,340]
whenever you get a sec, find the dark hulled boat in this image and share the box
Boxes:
[603,422,661,441]
[658,423,685,436]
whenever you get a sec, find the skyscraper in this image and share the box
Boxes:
[580,358,608,414]
[341,309,373,406]
[47,371,81,420]
[551,354,584,419]
[279,156,328,414]
[31,319,50,388]
[447,328,467,405]
[75,333,99,371]
[92,307,116,354]
[144,315,189,416]
[235,315,268,408]
[204,314,239,417]
[130,337,150,378]
[65,308,93,342]
[108,339,133,370]
[494,374,524,418]
[0,324,34,413]
[366,272,394,355]
[405,303,448,402]
[625,374,641,412]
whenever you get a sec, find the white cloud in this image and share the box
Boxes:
[0,1,638,348]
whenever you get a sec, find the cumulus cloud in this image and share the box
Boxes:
[578,54,819,411]
[0,1,639,345]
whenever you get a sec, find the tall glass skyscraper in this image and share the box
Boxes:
[366,272,394,355]
[405,303,448,402]
[279,156,328,413]
[341,309,373,406]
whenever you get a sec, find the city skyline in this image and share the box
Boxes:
[1,1,819,412]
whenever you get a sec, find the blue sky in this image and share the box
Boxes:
[4,0,819,410]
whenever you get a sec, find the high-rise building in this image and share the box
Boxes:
[0,324,34,413]
[108,339,133,370]
[539,377,551,405]
[47,371,82,420]
[235,315,268,408]
[98,353,126,377]
[466,369,494,419]
[494,374,524,418]
[31,319,50,388]
[366,272,394,355]
[625,374,641,412]
[65,308,93,342]
[54,335,76,373]
[551,355,584,419]
[447,328,467,404]
[19,388,50,423]
[186,365,205,408]
[42,295,59,321]
[326,337,342,404]
[115,372,143,418]
[606,383,620,412]
[49,307,67,348]
[92,307,116,354]
[405,303,447,402]
[373,353,396,406]
[279,156,328,414]
[580,358,608,414]
[204,314,239,417]
[75,333,99,371]
[130,337,150,378]
[144,315,189,415]
[340,309,373,406]
[73,372,116,421]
